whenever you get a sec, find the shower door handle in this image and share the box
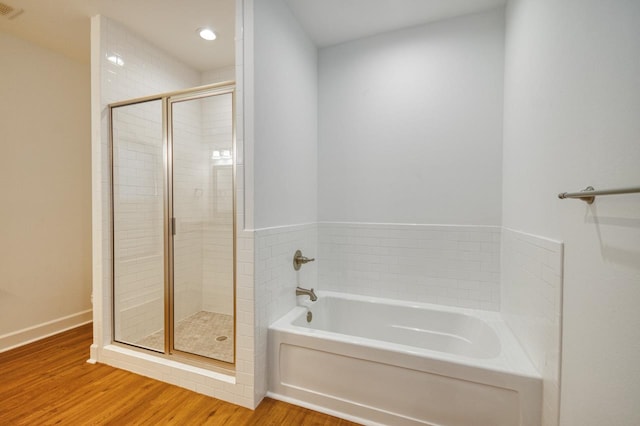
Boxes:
[171,217,176,236]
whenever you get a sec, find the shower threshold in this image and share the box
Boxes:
[136,311,234,363]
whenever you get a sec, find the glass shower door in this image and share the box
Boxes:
[169,90,235,363]
[111,99,165,352]
[110,83,235,365]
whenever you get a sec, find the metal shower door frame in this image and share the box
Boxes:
[108,81,237,369]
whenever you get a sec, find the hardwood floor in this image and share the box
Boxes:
[0,324,359,425]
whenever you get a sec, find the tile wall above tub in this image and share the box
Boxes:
[501,228,563,426]
[254,222,318,402]
[318,223,501,310]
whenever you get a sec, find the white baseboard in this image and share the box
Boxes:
[0,310,93,353]
[87,343,99,364]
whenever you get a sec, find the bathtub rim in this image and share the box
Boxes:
[273,290,541,380]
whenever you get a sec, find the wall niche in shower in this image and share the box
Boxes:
[111,84,236,365]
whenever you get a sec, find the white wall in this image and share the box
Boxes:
[503,1,640,425]
[253,0,318,229]
[0,32,92,351]
[318,9,505,225]
[250,0,319,404]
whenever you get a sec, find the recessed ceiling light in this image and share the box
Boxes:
[198,27,216,41]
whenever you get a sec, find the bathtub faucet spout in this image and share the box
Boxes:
[296,286,317,302]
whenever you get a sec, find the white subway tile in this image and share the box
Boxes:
[501,228,563,426]
[318,223,500,311]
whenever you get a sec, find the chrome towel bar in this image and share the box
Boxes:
[558,185,640,204]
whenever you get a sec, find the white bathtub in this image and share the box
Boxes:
[268,291,542,426]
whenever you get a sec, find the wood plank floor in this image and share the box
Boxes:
[0,324,360,425]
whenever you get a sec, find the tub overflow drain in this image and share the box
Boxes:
[216,336,228,342]
[306,311,312,323]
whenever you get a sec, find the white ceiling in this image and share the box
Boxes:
[0,0,505,71]
[0,0,236,71]
[284,0,506,47]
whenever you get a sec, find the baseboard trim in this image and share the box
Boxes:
[0,310,93,353]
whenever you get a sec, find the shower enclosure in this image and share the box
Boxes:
[109,82,235,365]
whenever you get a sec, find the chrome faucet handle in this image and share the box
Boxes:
[293,250,315,271]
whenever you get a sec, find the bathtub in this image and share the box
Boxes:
[268,291,541,426]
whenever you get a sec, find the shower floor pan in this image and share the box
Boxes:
[136,311,234,362]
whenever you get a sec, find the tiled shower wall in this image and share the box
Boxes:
[172,98,208,323]
[103,15,201,343]
[113,85,235,342]
[202,66,236,85]
[97,9,256,407]
[104,17,237,342]
[501,228,563,426]
[318,223,501,310]
[202,94,235,316]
